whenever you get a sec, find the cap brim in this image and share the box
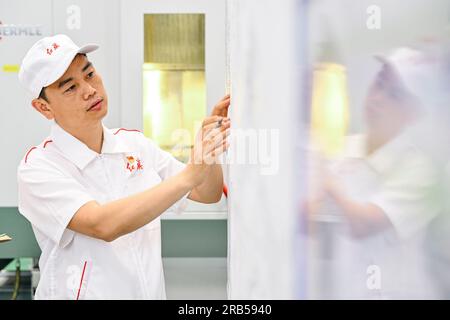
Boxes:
[78,43,99,54]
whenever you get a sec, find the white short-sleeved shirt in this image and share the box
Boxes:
[17,121,189,300]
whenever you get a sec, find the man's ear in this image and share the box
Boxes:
[31,98,54,120]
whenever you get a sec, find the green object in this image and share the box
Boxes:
[162,220,227,257]
[4,258,33,272]
[0,208,41,259]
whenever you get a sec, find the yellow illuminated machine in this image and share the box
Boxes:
[142,14,206,163]
[310,59,350,158]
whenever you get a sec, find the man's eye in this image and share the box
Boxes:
[87,71,94,78]
[65,85,76,93]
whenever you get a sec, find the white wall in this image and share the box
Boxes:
[1,0,54,206]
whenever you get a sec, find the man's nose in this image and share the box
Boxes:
[82,82,97,100]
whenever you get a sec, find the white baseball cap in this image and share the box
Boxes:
[374,47,445,106]
[18,34,99,98]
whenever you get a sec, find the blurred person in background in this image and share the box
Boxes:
[307,47,444,299]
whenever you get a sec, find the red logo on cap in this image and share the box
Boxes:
[46,43,60,55]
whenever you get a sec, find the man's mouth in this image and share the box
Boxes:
[87,99,103,112]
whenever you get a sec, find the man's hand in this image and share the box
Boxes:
[211,94,230,117]
[186,115,230,187]
[185,94,231,203]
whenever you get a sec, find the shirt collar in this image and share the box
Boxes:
[101,125,136,154]
[50,121,135,170]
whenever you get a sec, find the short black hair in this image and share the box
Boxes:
[38,87,49,103]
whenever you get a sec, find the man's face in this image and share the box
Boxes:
[34,54,108,131]
[364,66,413,131]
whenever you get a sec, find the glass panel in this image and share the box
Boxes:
[304,0,450,299]
[143,14,206,163]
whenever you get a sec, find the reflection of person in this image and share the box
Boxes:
[309,48,441,299]
[325,50,434,238]
[17,35,230,299]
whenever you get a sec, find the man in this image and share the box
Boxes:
[17,34,230,299]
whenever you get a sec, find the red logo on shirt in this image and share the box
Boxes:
[125,156,143,172]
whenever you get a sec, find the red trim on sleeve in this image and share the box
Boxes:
[223,184,228,198]
[23,139,53,164]
[24,147,37,163]
[113,128,141,135]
